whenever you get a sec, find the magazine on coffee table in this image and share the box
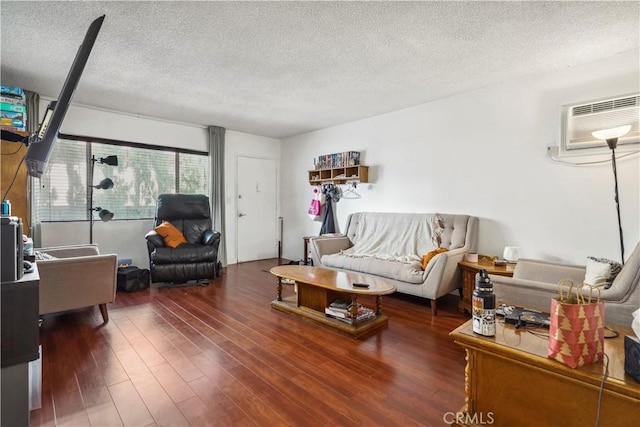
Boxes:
[496,304,551,327]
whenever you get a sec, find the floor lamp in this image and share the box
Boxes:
[89,155,118,244]
[591,125,631,265]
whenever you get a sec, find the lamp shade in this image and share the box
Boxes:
[592,125,631,141]
[99,155,118,166]
[98,209,114,222]
[503,246,520,263]
[94,178,114,190]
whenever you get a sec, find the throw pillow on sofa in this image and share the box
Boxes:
[422,247,448,269]
[584,256,622,289]
[34,251,57,261]
[155,221,187,248]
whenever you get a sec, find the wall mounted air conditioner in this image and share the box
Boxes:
[560,93,640,157]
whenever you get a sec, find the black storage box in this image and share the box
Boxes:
[625,335,640,383]
[117,266,150,292]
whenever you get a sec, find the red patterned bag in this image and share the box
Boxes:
[547,280,605,368]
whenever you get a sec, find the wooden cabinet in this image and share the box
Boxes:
[308,165,368,185]
[1,133,31,235]
[450,320,640,427]
[458,261,515,314]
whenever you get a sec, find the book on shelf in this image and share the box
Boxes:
[328,299,351,311]
[1,85,25,97]
[314,151,361,169]
[1,95,25,105]
[0,102,26,113]
[327,299,365,314]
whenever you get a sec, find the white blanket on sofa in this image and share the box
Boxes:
[340,212,439,264]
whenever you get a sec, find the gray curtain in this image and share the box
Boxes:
[208,125,226,266]
[25,90,39,135]
[25,90,39,238]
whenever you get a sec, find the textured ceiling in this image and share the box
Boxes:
[1,1,638,139]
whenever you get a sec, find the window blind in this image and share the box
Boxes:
[34,139,88,221]
[35,138,209,222]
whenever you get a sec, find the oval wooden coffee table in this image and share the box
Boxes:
[270,265,396,338]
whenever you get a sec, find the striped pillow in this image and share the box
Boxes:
[34,251,57,261]
[585,256,622,289]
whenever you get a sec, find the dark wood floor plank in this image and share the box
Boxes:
[128,369,190,426]
[113,316,168,368]
[33,258,468,427]
[155,287,428,426]
[88,339,131,388]
[152,294,354,425]
[50,387,90,426]
[176,395,226,427]
[97,315,135,353]
[85,400,124,427]
[114,347,152,377]
[108,379,154,426]
[148,362,196,404]
[189,354,293,427]
[187,374,260,427]
[160,348,205,384]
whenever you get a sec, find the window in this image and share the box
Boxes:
[34,137,209,222]
[35,139,87,221]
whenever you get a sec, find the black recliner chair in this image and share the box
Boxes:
[145,194,222,285]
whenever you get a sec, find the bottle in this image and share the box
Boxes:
[1,200,11,216]
[472,268,496,336]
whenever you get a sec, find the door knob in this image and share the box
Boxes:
[238,213,247,217]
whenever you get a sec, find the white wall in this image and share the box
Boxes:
[281,50,640,265]
[39,220,153,267]
[42,100,210,151]
[35,103,281,267]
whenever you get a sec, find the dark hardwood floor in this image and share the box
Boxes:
[31,259,469,427]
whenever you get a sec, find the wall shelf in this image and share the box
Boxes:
[308,165,368,185]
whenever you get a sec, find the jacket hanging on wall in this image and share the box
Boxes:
[320,184,340,234]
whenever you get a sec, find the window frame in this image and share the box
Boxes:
[34,133,209,223]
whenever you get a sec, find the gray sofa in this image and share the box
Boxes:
[490,241,640,327]
[309,212,478,315]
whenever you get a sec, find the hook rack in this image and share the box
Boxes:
[339,182,361,199]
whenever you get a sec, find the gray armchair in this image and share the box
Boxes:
[490,241,640,327]
[36,244,117,323]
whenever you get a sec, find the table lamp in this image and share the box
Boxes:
[503,246,520,263]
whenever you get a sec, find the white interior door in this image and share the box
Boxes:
[237,156,278,262]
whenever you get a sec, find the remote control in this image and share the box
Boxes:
[352,283,369,288]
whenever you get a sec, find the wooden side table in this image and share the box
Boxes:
[458,260,515,314]
[450,320,639,426]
